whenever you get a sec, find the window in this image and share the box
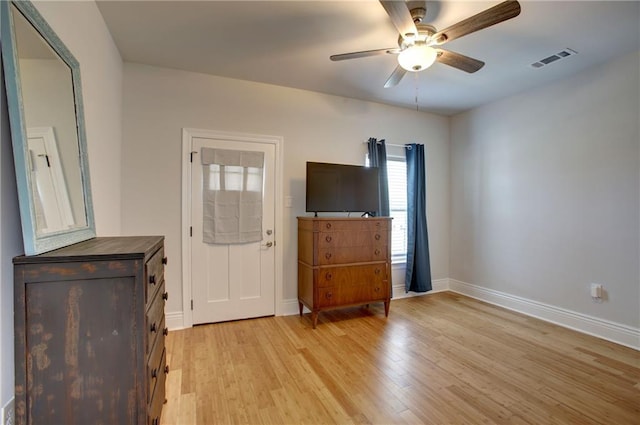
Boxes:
[208,164,263,192]
[387,156,408,263]
[367,151,407,263]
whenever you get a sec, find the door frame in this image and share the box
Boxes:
[181,128,284,328]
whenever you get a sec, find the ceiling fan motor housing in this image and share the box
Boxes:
[410,7,426,23]
[398,23,436,49]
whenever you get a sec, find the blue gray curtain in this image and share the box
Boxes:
[367,138,390,217]
[405,144,432,292]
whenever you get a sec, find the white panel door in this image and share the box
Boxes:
[27,128,75,234]
[191,136,275,324]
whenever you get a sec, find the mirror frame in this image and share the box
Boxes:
[1,0,95,255]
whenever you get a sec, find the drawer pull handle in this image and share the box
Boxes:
[325,272,332,281]
[149,274,156,285]
[325,235,332,243]
[162,256,168,265]
[162,292,169,301]
[325,253,332,260]
[325,223,332,229]
[150,322,157,333]
[163,327,169,336]
[375,287,380,292]
[165,365,170,374]
[374,249,381,255]
[152,368,157,379]
[375,269,381,275]
[325,292,333,299]
[375,234,381,240]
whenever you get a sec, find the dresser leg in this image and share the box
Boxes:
[384,301,390,317]
[298,301,303,316]
[311,311,319,329]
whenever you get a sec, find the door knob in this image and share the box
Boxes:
[265,241,273,248]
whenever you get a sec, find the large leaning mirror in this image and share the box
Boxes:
[1,0,95,255]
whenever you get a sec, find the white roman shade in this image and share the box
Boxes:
[201,148,264,244]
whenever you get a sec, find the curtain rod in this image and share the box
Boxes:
[363,141,412,149]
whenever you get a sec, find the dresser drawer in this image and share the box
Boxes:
[147,314,166,387]
[146,280,166,354]
[148,349,167,425]
[147,342,166,403]
[317,263,387,288]
[317,230,387,249]
[315,219,388,233]
[318,245,388,265]
[318,282,389,308]
[145,247,166,308]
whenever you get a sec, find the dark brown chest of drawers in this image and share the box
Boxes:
[297,217,392,328]
[13,236,168,425]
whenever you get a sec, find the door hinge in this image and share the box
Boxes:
[190,150,197,163]
[191,300,193,310]
[190,226,192,237]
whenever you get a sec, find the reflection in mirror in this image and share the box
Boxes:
[27,127,77,234]
[12,6,87,233]
[1,0,95,255]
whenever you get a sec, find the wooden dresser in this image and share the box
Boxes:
[13,236,168,425]
[297,217,392,328]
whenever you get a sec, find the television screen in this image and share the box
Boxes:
[306,162,379,214]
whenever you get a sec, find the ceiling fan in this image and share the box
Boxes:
[330,0,521,88]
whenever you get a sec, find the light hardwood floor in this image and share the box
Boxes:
[161,292,639,424]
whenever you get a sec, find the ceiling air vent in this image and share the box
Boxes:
[531,48,578,69]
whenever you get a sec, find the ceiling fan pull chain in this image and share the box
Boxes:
[414,73,419,111]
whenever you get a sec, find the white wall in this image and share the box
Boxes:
[450,51,640,328]
[0,0,122,411]
[121,63,450,321]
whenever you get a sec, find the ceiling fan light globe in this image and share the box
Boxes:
[398,45,437,72]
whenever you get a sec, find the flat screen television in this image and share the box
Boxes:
[306,161,379,215]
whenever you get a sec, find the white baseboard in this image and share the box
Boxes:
[165,311,185,331]
[2,397,14,425]
[281,298,303,316]
[392,278,449,299]
[449,279,640,350]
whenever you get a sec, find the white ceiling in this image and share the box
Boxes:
[96,0,640,115]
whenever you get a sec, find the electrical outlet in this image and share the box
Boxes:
[1,397,14,425]
[591,283,603,299]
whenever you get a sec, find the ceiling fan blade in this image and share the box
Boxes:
[436,49,484,73]
[330,48,398,61]
[379,0,419,39]
[384,66,407,88]
[432,0,521,45]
